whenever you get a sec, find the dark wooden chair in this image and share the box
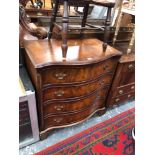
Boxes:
[91,0,115,50]
[48,0,90,58]
[19,3,47,43]
[19,2,47,66]
[48,0,116,58]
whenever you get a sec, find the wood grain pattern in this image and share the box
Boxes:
[24,38,121,67]
[106,53,135,107]
[24,38,121,139]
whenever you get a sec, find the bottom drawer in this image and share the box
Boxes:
[109,92,135,106]
[43,98,105,129]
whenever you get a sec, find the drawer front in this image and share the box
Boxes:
[43,88,108,116]
[110,92,135,106]
[43,99,104,129]
[98,86,110,98]
[42,74,112,101]
[115,83,135,97]
[41,58,118,86]
[43,91,98,115]
[119,62,135,86]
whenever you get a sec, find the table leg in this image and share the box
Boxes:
[112,11,123,45]
[103,7,112,51]
[48,0,59,40]
[61,0,69,59]
[81,4,89,27]
[127,29,135,54]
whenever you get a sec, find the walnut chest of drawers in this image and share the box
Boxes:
[106,53,135,107]
[24,38,122,139]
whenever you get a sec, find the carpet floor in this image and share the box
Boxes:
[35,108,135,155]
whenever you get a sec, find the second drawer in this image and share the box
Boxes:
[42,74,112,102]
[43,87,108,116]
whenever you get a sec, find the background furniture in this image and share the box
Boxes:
[19,67,39,148]
[112,0,135,54]
[19,3,47,42]
[48,0,116,58]
[24,38,121,139]
[48,0,91,58]
[106,53,135,107]
[106,0,135,107]
[19,2,47,66]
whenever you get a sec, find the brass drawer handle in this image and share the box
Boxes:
[53,118,63,123]
[131,86,135,90]
[54,105,64,111]
[128,64,135,70]
[119,90,123,95]
[103,65,109,71]
[55,73,67,80]
[115,98,120,102]
[54,90,64,97]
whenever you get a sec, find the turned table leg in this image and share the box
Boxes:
[81,3,89,27]
[112,12,123,45]
[127,29,135,54]
[48,0,59,40]
[103,7,112,52]
[61,0,69,59]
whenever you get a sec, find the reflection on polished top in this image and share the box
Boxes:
[24,39,121,68]
[120,53,135,63]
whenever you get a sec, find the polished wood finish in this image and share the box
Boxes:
[24,38,121,139]
[106,53,135,107]
[25,8,52,17]
[48,0,116,58]
[19,2,48,66]
[19,4,47,40]
[48,0,90,39]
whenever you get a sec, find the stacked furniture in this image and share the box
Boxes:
[23,0,123,140]
[106,1,135,107]
[24,38,121,139]
[106,53,135,107]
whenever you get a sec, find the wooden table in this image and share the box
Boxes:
[48,0,116,58]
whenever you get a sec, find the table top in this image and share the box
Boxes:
[24,38,122,68]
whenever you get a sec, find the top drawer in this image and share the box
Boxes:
[119,62,135,86]
[41,58,118,86]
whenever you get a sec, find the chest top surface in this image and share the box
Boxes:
[24,38,121,68]
[119,53,135,63]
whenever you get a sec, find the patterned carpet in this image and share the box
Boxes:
[34,108,135,155]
